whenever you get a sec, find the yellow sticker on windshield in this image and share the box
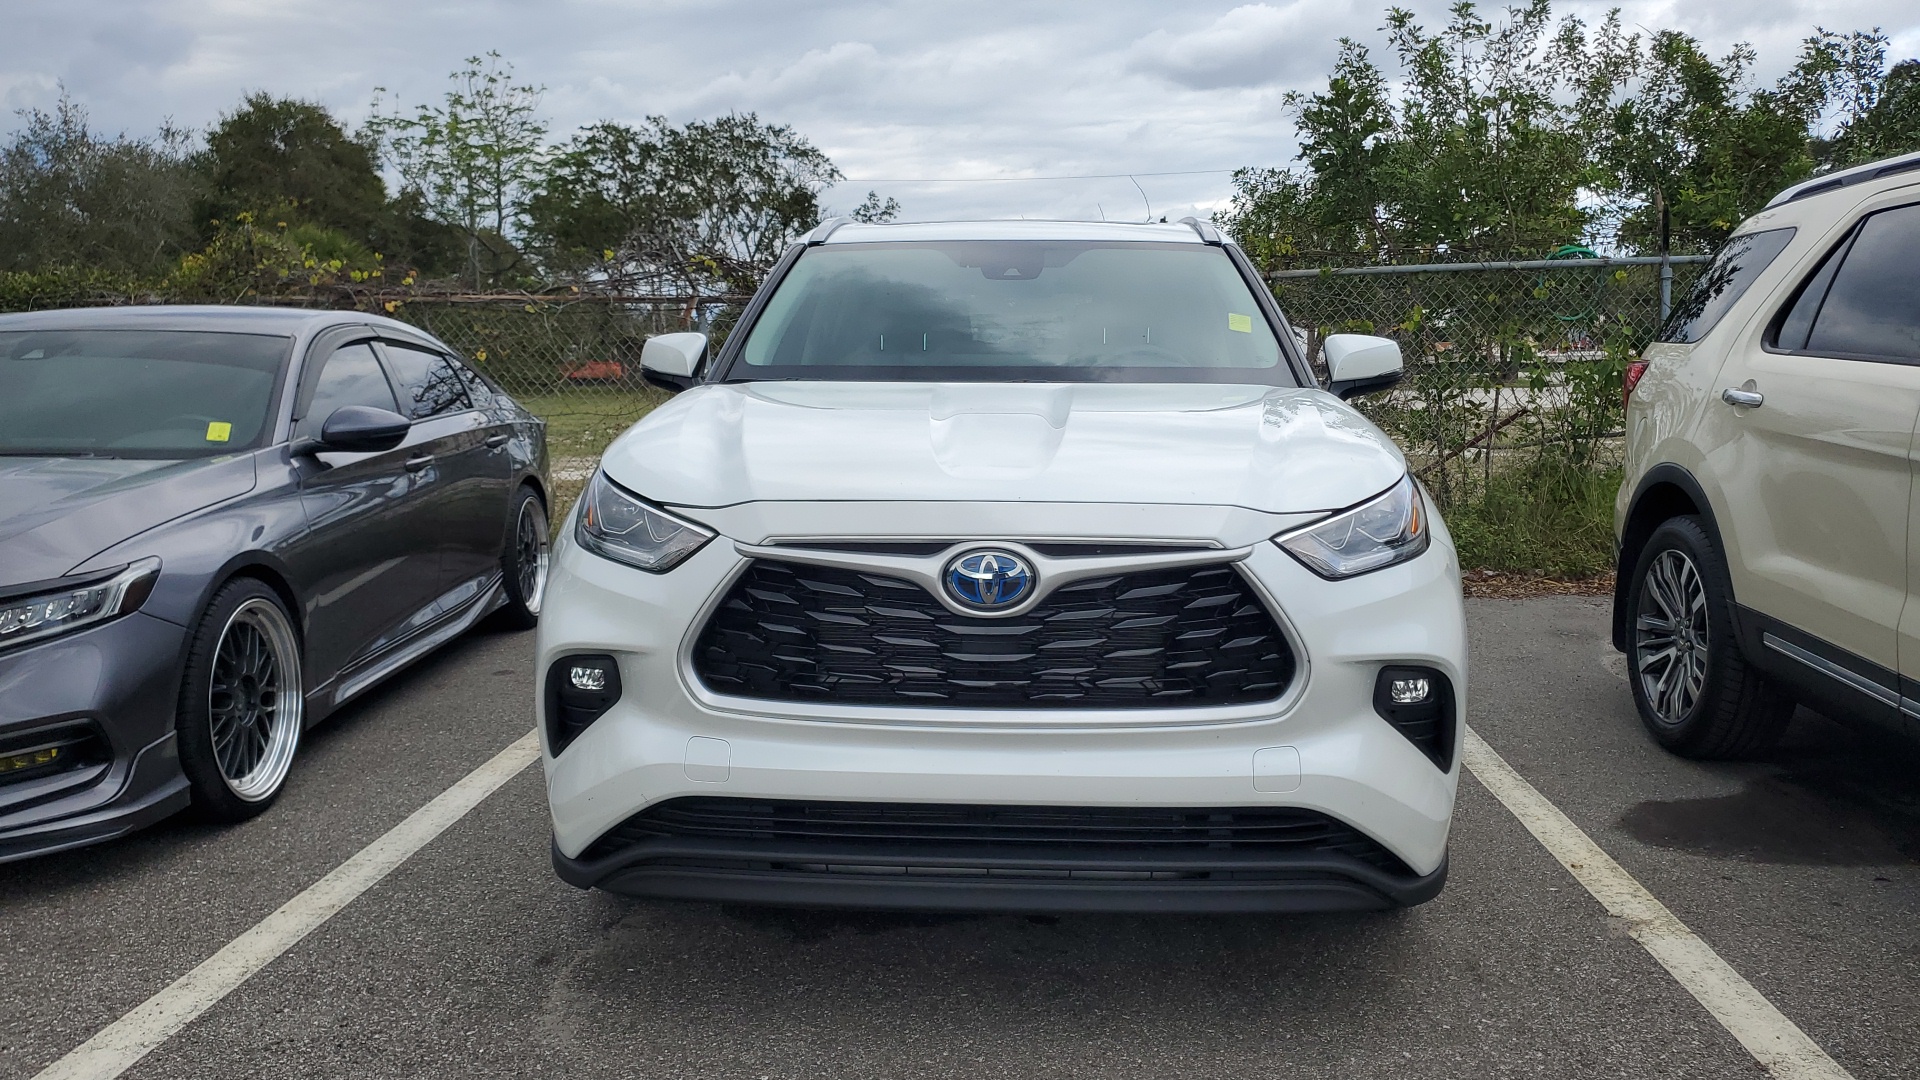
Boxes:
[1228,313,1253,333]
[205,422,232,443]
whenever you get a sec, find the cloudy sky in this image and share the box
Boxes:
[4,1,1917,223]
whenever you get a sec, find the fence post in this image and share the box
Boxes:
[1658,205,1673,323]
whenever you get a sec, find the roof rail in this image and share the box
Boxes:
[806,217,854,244]
[1177,216,1222,244]
[1766,150,1920,208]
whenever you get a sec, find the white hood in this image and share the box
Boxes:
[599,382,1407,514]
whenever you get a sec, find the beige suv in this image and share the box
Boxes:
[1615,150,1920,758]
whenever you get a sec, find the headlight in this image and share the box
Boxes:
[1276,474,1429,579]
[0,558,161,651]
[575,471,715,572]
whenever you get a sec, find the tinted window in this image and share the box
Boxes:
[0,330,287,457]
[298,343,397,438]
[382,342,470,418]
[449,358,496,408]
[731,241,1293,384]
[1658,227,1796,344]
[1804,204,1920,361]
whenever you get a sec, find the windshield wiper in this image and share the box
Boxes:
[0,449,108,457]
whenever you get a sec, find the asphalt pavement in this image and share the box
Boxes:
[4,597,1917,1079]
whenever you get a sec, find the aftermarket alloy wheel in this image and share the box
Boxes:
[496,485,549,630]
[177,578,305,821]
[1626,516,1791,759]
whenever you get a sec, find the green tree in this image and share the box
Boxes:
[198,93,387,243]
[849,189,901,223]
[0,95,200,276]
[365,52,548,286]
[1822,58,1920,167]
[526,113,840,294]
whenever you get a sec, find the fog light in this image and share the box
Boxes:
[1373,666,1455,771]
[1390,677,1430,704]
[546,655,622,756]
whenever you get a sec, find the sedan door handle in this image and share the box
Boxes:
[1721,386,1764,409]
[404,453,435,472]
[485,432,510,448]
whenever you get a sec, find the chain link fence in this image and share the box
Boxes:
[1270,256,1705,502]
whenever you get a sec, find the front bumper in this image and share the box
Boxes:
[537,501,1466,911]
[0,611,192,862]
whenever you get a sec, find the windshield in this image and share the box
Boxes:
[729,241,1296,384]
[0,330,290,457]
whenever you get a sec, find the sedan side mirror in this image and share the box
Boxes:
[640,332,709,393]
[298,405,412,455]
[1324,334,1405,400]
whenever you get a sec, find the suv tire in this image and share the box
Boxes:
[1625,516,1792,759]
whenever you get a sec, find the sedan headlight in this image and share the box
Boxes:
[1276,474,1429,579]
[575,471,715,572]
[0,558,162,651]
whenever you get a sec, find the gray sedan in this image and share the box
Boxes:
[0,306,550,860]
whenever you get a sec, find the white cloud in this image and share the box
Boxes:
[0,0,1915,223]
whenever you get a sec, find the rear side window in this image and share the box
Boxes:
[298,343,397,438]
[1657,227,1796,344]
[1797,204,1920,361]
[382,342,470,418]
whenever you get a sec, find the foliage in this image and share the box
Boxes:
[365,52,548,287]
[0,96,200,276]
[526,113,841,294]
[198,94,387,244]
[848,190,902,223]
[167,211,384,301]
[1222,3,1920,263]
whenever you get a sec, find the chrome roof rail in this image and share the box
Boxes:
[806,217,854,244]
[1177,216,1222,244]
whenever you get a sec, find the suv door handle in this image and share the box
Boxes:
[1721,386,1765,409]
[404,453,435,472]
[485,432,510,448]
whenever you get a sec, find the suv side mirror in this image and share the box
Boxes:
[640,332,709,393]
[1324,334,1405,400]
[298,405,411,455]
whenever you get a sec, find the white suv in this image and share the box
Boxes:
[537,219,1465,913]
[1616,150,1920,758]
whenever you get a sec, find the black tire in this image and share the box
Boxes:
[496,485,549,630]
[1625,516,1792,759]
[176,578,305,823]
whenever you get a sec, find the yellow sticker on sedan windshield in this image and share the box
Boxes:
[205,422,232,443]
[1228,313,1253,333]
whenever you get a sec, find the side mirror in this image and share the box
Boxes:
[1323,334,1404,400]
[299,405,411,455]
[640,332,709,393]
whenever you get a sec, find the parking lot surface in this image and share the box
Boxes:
[5,597,1917,1079]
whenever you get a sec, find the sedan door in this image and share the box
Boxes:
[290,340,448,694]
[377,340,509,606]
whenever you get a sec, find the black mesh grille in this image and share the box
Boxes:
[692,559,1294,708]
[588,797,1406,872]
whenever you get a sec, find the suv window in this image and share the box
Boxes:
[383,342,470,418]
[727,241,1295,385]
[298,343,398,439]
[1657,227,1796,344]
[1800,204,1920,362]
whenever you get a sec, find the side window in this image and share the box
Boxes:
[298,343,398,439]
[1657,227,1796,344]
[1802,204,1920,362]
[449,357,496,408]
[382,342,471,419]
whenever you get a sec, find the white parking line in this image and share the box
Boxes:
[31,731,541,1080]
[1462,727,1853,1080]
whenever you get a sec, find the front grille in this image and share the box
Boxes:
[692,559,1294,708]
[587,797,1408,873]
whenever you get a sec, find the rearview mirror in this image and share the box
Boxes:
[1323,334,1404,400]
[640,332,709,393]
[303,405,411,454]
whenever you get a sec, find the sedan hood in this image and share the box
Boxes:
[600,382,1406,514]
[0,455,257,588]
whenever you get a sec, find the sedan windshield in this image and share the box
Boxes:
[729,241,1296,384]
[0,330,290,457]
